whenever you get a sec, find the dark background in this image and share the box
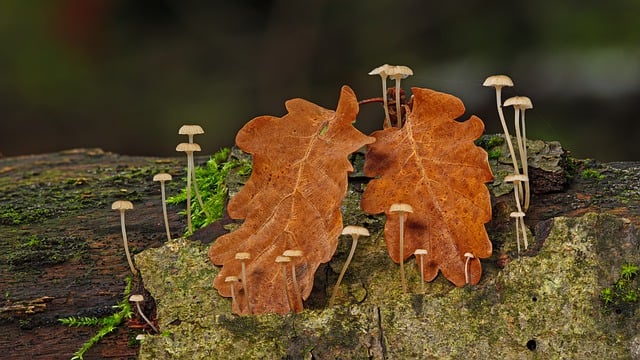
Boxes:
[1,0,638,161]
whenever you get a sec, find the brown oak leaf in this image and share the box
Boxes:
[209,86,374,314]
[360,87,493,287]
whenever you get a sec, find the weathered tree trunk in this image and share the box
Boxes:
[0,142,638,359]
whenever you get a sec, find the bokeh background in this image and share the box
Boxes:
[1,0,639,161]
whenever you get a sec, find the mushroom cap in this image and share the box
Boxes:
[224,276,239,283]
[503,174,529,183]
[178,125,204,136]
[275,255,291,263]
[176,142,201,152]
[414,249,428,255]
[341,225,370,237]
[387,65,414,79]
[482,75,514,88]
[368,64,392,76]
[283,249,304,258]
[235,252,251,260]
[136,334,146,341]
[112,200,133,211]
[503,96,533,110]
[464,252,475,259]
[510,211,526,218]
[153,173,172,182]
[389,203,414,214]
[129,294,144,302]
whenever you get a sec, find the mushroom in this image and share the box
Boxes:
[178,124,204,144]
[283,249,304,312]
[369,64,393,128]
[483,75,522,196]
[129,294,158,333]
[153,173,173,242]
[224,276,239,309]
[414,249,428,293]
[463,252,475,284]
[235,252,252,314]
[503,96,534,211]
[176,142,201,233]
[275,255,293,312]
[329,225,370,306]
[389,203,414,293]
[504,174,529,252]
[387,65,414,128]
[111,200,137,275]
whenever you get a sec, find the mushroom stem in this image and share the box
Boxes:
[185,157,193,233]
[496,90,522,193]
[188,153,211,220]
[283,250,304,312]
[398,212,407,292]
[381,76,391,128]
[394,79,402,128]
[276,256,293,312]
[159,181,171,241]
[330,236,359,306]
[135,301,158,333]
[235,252,252,314]
[224,276,239,312]
[119,210,137,275]
[513,108,526,205]
[464,253,475,284]
[521,110,531,211]
[414,249,428,293]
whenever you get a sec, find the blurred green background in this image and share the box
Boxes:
[1,0,638,160]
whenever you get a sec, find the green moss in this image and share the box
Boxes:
[581,169,605,180]
[600,263,640,312]
[59,276,134,360]
[3,233,87,270]
[167,148,252,233]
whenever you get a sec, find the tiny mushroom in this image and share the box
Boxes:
[387,65,414,128]
[153,173,173,242]
[178,124,204,144]
[504,174,529,252]
[329,225,370,306]
[235,252,252,314]
[483,75,522,196]
[283,249,304,312]
[176,142,201,233]
[275,255,293,312]
[414,249,428,293]
[368,64,393,128]
[503,96,534,211]
[464,252,475,284]
[129,294,158,333]
[510,211,527,253]
[389,203,414,293]
[111,200,137,275]
[224,276,239,309]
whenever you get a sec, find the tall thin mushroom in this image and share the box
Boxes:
[275,256,293,313]
[414,249,428,293]
[224,276,239,310]
[329,225,370,306]
[387,65,414,128]
[368,64,393,128]
[235,252,252,314]
[464,252,475,284]
[483,75,522,197]
[389,203,414,293]
[283,249,304,312]
[129,294,158,333]
[504,174,529,252]
[153,173,173,242]
[176,142,201,233]
[504,96,534,211]
[178,125,211,220]
[111,200,137,275]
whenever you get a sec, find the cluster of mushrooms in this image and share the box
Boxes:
[110,124,207,332]
[483,75,534,253]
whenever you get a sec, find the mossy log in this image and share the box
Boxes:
[0,139,639,359]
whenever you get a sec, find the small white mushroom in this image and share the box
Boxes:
[505,174,529,252]
[369,64,393,128]
[464,252,475,284]
[129,294,158,333]
[329,226,370,306]
[387,65,414,128]
[275,255,293,312]
[153,173,173,242]
[111,200,136,275]
[178,124,204,144]
[414,249,428,293]
[235,252,252,314]
[483,75,522,196]
[283,249,304,312]
[389,203,414,293]
[510,211,527,253]
[224,276,239,310]
[504,96,534,211]
[176,142,201,233]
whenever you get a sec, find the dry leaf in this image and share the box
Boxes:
[209,86,374,314]
[360,87,493,286]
